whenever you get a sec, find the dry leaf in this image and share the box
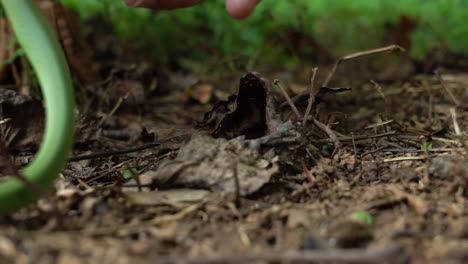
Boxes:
[150,134,278,195]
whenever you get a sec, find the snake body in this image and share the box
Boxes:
[0,0,75,213]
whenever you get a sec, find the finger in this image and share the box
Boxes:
[125,0,202,10]
[226,0,260,19]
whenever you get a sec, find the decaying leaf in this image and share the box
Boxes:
[197,95,237,129]
[147,134,278,196]
[201,72,279,140]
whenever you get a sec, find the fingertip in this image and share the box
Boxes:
[226,0,259,20]
[125,0,145,7]
[125,0,136,6]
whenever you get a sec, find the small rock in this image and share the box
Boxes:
[430,154,468,179]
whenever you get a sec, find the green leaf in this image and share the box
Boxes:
[420,142,433,150]
[2,47,25,65]
[351,211,374,226]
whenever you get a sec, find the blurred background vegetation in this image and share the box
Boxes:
[60,0,468,67]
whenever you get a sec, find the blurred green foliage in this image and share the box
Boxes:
[61,0,468,64]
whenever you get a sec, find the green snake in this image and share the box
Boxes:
[0,0,75,213]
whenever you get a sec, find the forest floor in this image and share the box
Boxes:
[1,12,468,264]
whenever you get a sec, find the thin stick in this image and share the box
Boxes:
[301,160,316,186]
[97,91,129,128]
[323,45,404,87]
[303,67,318,126]
[376,147,463,154]
[365,120,394,130]
[351,133,357,156]
[359,145,389,158]
[274,79,302,119]
[312,118,341,155]
[432,137,460,145]
[450,108,462,136]
[312,131,396,144]
[435,70,461,107]
[152,200,207,225]
[69,134,190,162]
[69,142,161,162]
[383,156,427,163]
[448,108,467,153]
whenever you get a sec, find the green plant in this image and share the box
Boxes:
[0,0,75,214]
[60,0,468,64]
[1,38,25,65]
[420,141,433,150]
[351,211,374,226]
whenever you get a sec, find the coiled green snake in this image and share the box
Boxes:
[0,1,75,213]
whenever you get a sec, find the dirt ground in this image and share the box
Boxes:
[1,10,468,264]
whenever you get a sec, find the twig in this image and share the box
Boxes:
[432,137,460,146]
[359,145,389,158]
[301,160,316,186]
[351,133,357,156]
[450,108,462,136]
[69,142,161,162]
[435,69,461,107]
[69,134,190,162]
[312,118,341,155]
[383,156,427,163]
[449,108,466,152]
[303,67,318,126]
[161,244,408,264]
[97,91,129,128]
[274,79,302,119]
[370,80,386,101]
[365,120,394,130]
[312,131,396,144]
[323,45,404,87]
[374,147,462,154]
[152,198,209,225]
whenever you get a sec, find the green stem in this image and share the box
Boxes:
[0,0,75,213]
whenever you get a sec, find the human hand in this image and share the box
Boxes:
[125,0,260,19]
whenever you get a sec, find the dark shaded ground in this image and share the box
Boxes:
[1,7,468,264]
